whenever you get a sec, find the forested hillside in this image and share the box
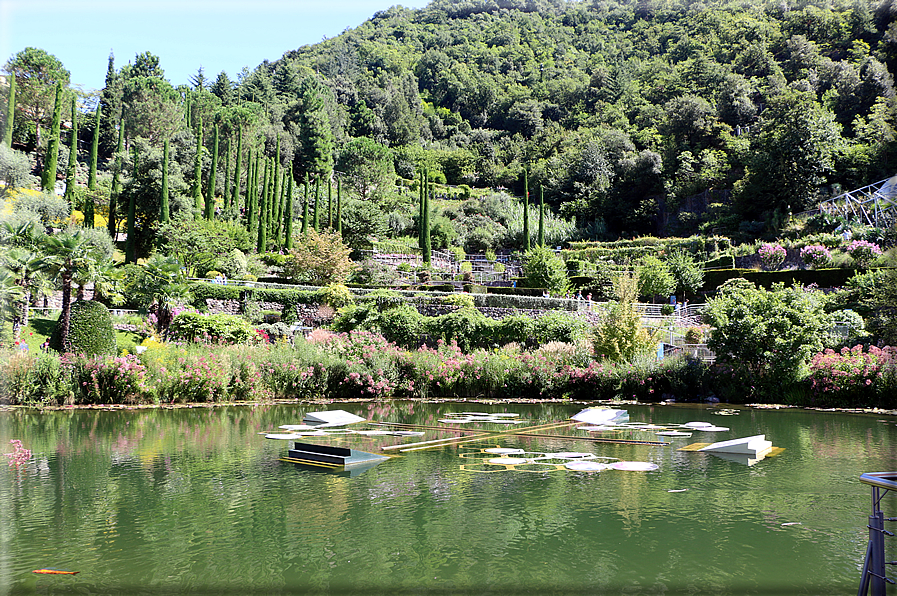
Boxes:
[4,0,897,247]
[275,0,897,236]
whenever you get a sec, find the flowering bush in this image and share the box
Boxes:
[67,354,148,404]
[143,347,230,403]
[846,240,882,268]
[758,243,786,269]
[800,245,832,268]
[807,345,897,407]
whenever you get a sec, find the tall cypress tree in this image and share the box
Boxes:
[87,102,100,191]
[284,165,294,249]
[125,147,139,264]
[301,180,309,235]
[272,137,280,231]
[246,150,256,233]
[160,138,170,223]
[41,82,63,192]
[232,128,243,212]
[192,116,203,219]
[108,119,124,238]
[3,74,15,147]
[327,178,333,229]
[223,138,231,211]
[275,169,286,245]
[265,158,274,236]
[538,186,545,247]
[64,96,77,206]
[205,123,218,219]
[522,169,530,251]
[257,157,269,253]
[418,169,425,251]
[313,177,320,231]
[422,170,432,266]
[336,176,342,236]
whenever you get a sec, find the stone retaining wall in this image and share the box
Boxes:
[200,298,602,326]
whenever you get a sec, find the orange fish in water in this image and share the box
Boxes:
[33,569,79,575]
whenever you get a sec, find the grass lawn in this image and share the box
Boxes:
[9,313,143,355]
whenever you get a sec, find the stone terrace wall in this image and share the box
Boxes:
[201,298,603,327]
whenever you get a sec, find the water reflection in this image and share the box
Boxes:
[0,402,894,595]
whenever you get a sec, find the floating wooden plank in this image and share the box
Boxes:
[678,442,713,452]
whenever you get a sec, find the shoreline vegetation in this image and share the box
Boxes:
[2,329,895,410]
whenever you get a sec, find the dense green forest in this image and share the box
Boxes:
[3,0,897,253]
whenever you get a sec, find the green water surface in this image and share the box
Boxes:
[1,401,894,595]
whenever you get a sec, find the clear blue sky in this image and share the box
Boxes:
[1,0,429,94]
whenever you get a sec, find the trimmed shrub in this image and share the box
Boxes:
[51,300,117,356]
[533,311,589,346]
[168,312,258,344]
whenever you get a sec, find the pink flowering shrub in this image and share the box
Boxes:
[318,331,410,399]
[66,354,148,404]
[807,345,897,407]
[145,348,230,403]
[800,245,832,269]
[758,243,786,269]
[846,240,882,268]
[5,439,31,468]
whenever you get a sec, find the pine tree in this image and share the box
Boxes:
[64,96,77,206]
[41,82,63,192]
[523,169,530,251]
[232,128,243,212]
[160,138,170,223]
[192,116,203,219]
[107,119,124,238]
[87,102,100,191]
[2,74,15,147]
[125,147,138,264]
[538,185,545,247]
[301,180,309,235]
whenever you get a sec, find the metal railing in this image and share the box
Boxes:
[858,472,897,596]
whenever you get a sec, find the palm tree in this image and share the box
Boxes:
[0,269,25,336]
[138,254,192,337]
[0,247,46,341]
[39,230,105,351]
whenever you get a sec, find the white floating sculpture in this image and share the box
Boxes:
[571,408,629,425]
[698,434,773,456]
[303,410,366,427]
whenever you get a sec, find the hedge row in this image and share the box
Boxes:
[700,268,859,292]
[564,235,732,263]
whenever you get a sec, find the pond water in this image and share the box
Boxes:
[1,401,894,595]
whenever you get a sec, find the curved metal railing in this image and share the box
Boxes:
[858,472,897,596]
